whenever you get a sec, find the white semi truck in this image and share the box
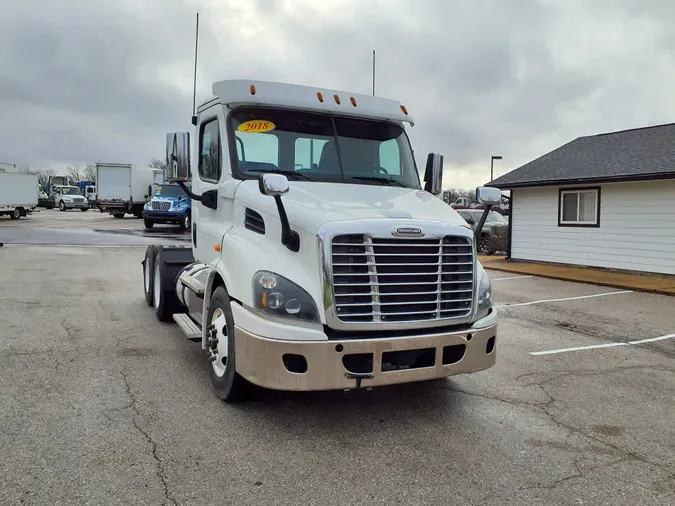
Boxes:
[0,172,38,219]
[142,79,502,402]
[96,163,156,218]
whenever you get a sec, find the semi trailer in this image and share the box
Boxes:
[142,79,502,402]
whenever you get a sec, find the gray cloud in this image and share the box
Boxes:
[1,0,674,188]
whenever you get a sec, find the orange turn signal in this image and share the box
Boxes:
[250,84,256,95]
[215,244,221,252]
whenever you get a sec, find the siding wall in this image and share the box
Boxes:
[511,179,675,275]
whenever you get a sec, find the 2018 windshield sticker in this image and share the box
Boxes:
[237,119,276,133]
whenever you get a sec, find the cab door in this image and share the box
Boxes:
[192,106,229,263]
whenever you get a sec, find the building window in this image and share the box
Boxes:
[558,187,600,226]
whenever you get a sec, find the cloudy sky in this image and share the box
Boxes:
[1,0,674,189]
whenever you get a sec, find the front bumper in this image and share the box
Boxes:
[142,210,185,221]
[234,318,497,391]
[64,201,89,209]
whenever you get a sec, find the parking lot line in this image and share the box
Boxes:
[628,333,675,345]
[530,342,630,356]
[530,333,675,356]
[491,275,534,281]
[495,289,633,309]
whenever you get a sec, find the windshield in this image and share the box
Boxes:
[153,184,187,198]
[60,187,82,196]
[228,107,420,188]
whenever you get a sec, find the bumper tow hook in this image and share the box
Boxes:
[344,372,374,391]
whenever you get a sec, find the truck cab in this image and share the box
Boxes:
[54,185,89,212]
[142,79,502,402]
[142,182,192,230]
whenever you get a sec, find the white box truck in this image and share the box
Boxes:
[96,163,156,218]
[141,79,502,402]
[0,172,38,219]
[0,162,17,173]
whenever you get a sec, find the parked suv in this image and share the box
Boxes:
[458,209,508,255]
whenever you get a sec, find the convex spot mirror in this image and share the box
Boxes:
[165,131,191,182]
[476,186,502,206]
[258,173,289,196]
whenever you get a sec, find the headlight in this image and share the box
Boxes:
[475,264,494,320]
[144,202,151,208]
[253,271,319,322]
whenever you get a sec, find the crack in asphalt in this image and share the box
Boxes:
[427,365,675,503]
[121,371,177,506]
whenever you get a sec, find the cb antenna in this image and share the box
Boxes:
[191,12,200,126]
[372,50,375,96]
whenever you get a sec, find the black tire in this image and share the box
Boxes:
[152,248,184,322]
[207,286,253,402]
[144,218,154,229]
[10,208,20,220]
[478,236,493,255]
[142,245,160,306]
[113,213,125,219]
[59,201,66,212]
[178,212,191,231]
[80,208,88,212]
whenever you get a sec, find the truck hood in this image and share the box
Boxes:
[235,180,470,234]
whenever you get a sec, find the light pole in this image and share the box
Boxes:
[490,155,502,182]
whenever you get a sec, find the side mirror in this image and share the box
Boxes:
[258,173,298,252]
[258,173,289,196]
[476,186,502,206]
[423,153,443,195]
[165,131,191,182]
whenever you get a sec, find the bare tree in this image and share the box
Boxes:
[66,164,84,182]
[36,169,56,188]
[149,158,167,171]
[84,164,97,182]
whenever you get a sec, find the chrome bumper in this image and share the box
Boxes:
[234,322,497,391]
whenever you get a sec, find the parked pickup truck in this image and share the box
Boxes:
[142,182,192,231]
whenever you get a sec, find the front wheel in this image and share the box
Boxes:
[144,218,154,229]
[112,213,125,219]
[207,286,253,402]
[10,208,20,220]
[178,212,191,231]
[80,208,88,212]
[59,201,66,212]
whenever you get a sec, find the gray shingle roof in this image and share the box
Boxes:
[487,122,675,189]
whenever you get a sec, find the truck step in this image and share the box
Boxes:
[173,313,202,342]
[178,271,205,296]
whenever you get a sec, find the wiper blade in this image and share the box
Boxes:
[262,169,314,182]
[349,176,406,187]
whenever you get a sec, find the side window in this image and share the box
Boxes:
[379,138,401,175]
[199,118,221,182]
[294,138,328,169]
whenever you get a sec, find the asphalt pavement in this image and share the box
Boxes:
[0,208,190,246]
[0,212,674,505]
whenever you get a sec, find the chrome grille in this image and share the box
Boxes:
[151,201,171,211]
[331,234,474,323]
[74,197,85,203]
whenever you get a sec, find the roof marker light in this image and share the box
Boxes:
[350,97,357,107]
[334,94,341,105]
[400,105,408,115]
[317,92,324,103]
[250,84,256,95]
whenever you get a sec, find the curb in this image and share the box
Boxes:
[482,262,675,297]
